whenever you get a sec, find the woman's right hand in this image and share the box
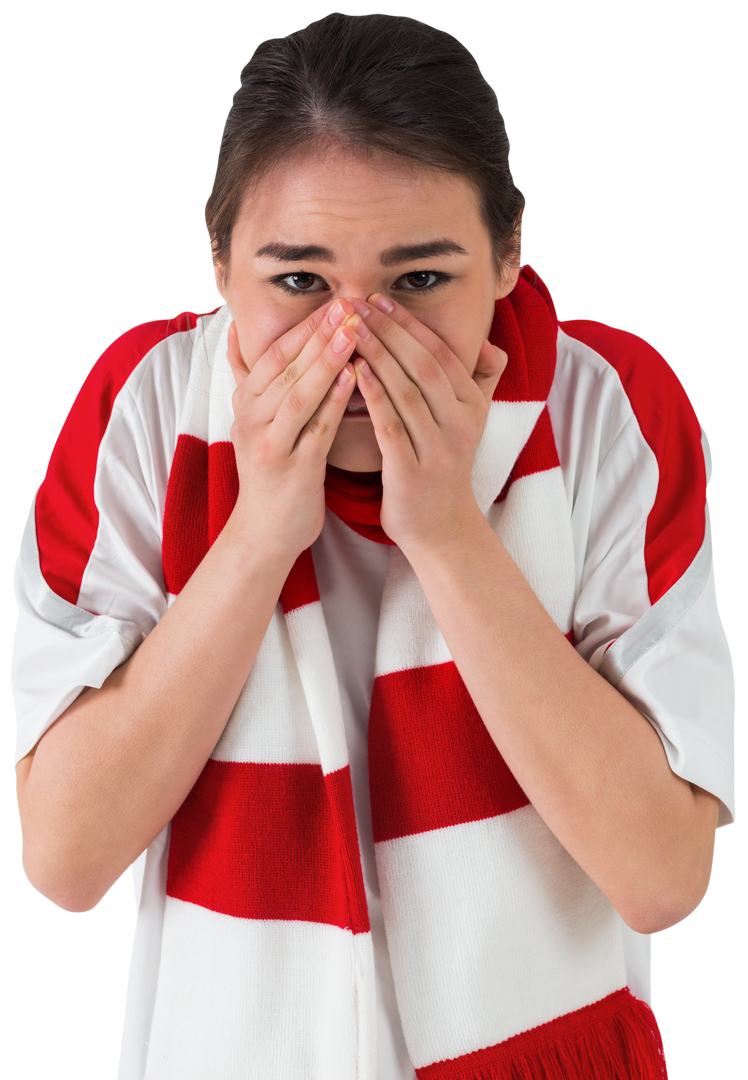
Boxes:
[16,300,360,912]
[225,299,359,561]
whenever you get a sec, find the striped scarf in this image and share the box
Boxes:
[146,268,667,1078]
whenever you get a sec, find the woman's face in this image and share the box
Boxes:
[217,146,518,470]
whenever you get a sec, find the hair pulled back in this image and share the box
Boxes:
[206,13,524,281]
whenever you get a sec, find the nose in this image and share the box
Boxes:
[331,290,372,307]
[324,292,377,333]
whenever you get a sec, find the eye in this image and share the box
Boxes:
[404,271,437,289]
[269,268,451,296]
[270,272,330,295]
[393,270,452,292]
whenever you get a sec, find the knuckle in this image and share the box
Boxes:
[256,434,274,460]
[319,347,342,373]
[231,385,245,413]
[402,382,423,409]
[398,309,418,336]
[284,386,306,415]
[365,336,387,363]
[414,353,436,383]
[306,412,330,439]
[431,339,453,367]
[255,437,275,464]
[278,360,299,389]
[383,416,406,440]
[307,308,330,341]
[230,416,250,444]
[268,340,288,372]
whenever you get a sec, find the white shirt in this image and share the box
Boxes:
[12,311,734,1079]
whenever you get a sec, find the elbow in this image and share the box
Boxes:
[621,901,701,936]
[18,776,111,912]
[616,856,714,935]
[19,855,116,915]
[613,792,719,935]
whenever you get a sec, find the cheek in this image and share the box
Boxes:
[233,308,300,370]
[414,280,497,374]
[421,311,489,375]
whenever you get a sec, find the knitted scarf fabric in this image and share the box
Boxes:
[148,268,667,1079]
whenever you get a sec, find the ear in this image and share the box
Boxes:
[495,265,519,301]
[494,214,523,300]
[214,261,227,301]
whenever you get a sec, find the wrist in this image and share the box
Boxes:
[397,501,493,566]
[214,507,300,584]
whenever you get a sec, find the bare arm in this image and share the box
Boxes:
[404,519,720,935]
[16,524,294,912]
[16,300,360,911]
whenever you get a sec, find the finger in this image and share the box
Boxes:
[356,295,477,404]
[346,313,451,437]
[353,357,418,464]
[271,325,359,455]
[225,295,336,393]
[295,361,357,463]
[244,298,354,402]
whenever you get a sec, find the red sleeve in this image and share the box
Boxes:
[35,312,201,605]
[560,319,706,604]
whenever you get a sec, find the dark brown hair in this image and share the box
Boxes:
[206,12,524,283]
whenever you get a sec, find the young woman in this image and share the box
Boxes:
[13,12,734,1080]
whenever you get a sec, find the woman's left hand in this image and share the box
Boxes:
[347,295,507,554]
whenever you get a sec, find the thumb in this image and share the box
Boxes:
[472,340,508,403]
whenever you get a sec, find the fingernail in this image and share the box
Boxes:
[351,300,371,317]
[369,294,394,314]
[336,366,351,385]
[357,359,373,379]
[347,314,371,339]
[329,301,346,326]
[332,327,352,354]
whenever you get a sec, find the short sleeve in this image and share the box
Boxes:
[552,321,735,826]
[12,313,201,765]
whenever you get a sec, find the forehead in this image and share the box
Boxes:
[232,146,488,254]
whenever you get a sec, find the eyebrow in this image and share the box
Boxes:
[254,239,468,265]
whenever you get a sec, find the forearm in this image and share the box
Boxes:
[403,513,719,934]
[16,511,295,912]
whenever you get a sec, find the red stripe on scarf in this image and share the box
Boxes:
[152,278,668,1075]
[167,759,370,933]
[162,436,244,595]
[489,267,558,404]
[415,988,667,1079]
[163,434,208,595]
[369,661,529,843]
[495,406,560,504]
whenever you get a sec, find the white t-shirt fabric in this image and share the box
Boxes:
[12,309,734,1080]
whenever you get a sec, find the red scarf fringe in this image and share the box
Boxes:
[416,989,667,1080]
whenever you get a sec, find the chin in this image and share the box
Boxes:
[327,426,383,471]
